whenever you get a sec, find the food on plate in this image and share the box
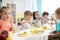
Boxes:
[34,24,40,28]
[43,26,47,30]
[18,32,27,37]
[30,29,44,34]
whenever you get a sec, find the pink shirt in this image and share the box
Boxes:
[0,18,12,32]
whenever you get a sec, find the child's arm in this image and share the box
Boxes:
[52,32,60,37]
[10,18,17,32]
[49,32,60,39]
[41,18,45,24]
[20,20,27,25]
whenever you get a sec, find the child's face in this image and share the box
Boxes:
[2,9,11,19]
[35,12,40,20]
[56,13,60,19]
[25,14,32,21]
[43,15,48,18]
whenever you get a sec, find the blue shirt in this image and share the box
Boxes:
[32,19,41,27]
[55,19,60,38]
[56,19,60,32]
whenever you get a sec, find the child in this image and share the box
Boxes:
[20,10,32,30]
[42,12,49,24]
[32,11,41,27]
[48,7,60,40]
[0,6,14,32]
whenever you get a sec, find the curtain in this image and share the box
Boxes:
[32,0,42,16]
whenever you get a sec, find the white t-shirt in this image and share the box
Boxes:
[20,20,32,30]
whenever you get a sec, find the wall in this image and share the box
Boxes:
[16,0,25,18]
[16,0,33,18]
[32,0,42,16]
[42,0,60,16]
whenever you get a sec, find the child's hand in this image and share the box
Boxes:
[57,32,60,36]
[20,20,27,25]
[48,35,53,39]
[49,32,60,38]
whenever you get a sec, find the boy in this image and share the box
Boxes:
[20,10,32,30]
[49,7,60,40]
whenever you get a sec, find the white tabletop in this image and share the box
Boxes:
[9,29,54,40]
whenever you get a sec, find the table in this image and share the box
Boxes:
[9,29,54,40]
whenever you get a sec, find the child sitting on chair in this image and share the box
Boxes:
[0,6,14,32]
[20,10,32,30]
[49,7,60,40]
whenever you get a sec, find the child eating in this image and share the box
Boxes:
[49,7,60,40]
[0,6,15,32]
[20,10,32,30]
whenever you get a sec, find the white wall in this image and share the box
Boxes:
[42,0,60,16]
[16,0,33,18]
[16,0,25,14]
[24,0,33,12]
[16,0,33,14]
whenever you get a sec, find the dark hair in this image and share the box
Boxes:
[33,11,39,20]
[24,10,32,16]
[0,10,2,13]
[42,12,49,17]
[1,6,10,13]
[55,7,60,15]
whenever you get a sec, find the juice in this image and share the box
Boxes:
[43,26,47,30]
